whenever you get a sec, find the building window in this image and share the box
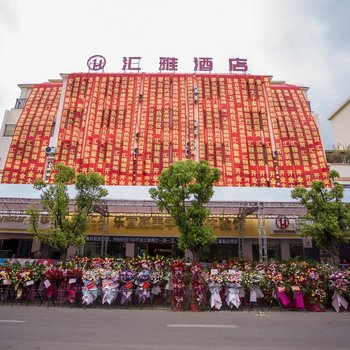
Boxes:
[252,243,281,261]
[106,242,125,258]
[84,241,102,257]
[198,244,238,262]
[289,243,304,259]
[267,244,281,260]
[135,243,147,257]
[3,124,16,137]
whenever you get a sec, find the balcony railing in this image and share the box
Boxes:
[326,150,350,164]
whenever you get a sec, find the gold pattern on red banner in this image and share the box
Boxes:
[2,83,62,183]
[4,73,329,187]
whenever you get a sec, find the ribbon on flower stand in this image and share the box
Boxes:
[209,283,222,310]
[171,261,185,311]
[275,287,292,308]
[67,279,79,304]
[27,282,37,302]
[151,283,161,296]
[332,290,348,313]
[102,280,119,305]
[82,281,98,306]
[137,281,151,304]
[250,287,264,303]
[292,286,305,309]
[43,279,57,302]
[57,281,67,304]
[151,283,162,305]
[226,283,242,309]
[192,283,206,311]
[15,284,23,300]
[121,282,133,305]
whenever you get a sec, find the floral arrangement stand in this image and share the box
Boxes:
[29,283,45,307]
[10,282,43,307]
[150,283,163,307]
[248,290,264,312]
[136,270,151,309]
[241,267,265,312]
[2,257,350,312]
[11,285,31,306]
[137,283,151,309]
[190,263,206,312]
[208,282,223,311]
[329,271,350,313]
[120,284,134,308]
[0,285,12,304]
[61,281,83,308]
[291,287,306,312]
[268,289,283,312]
[119,269,135,308]
[42,284,58,308]
[224,284,244,311]
[268,287,294,312]
[171,261,185,311]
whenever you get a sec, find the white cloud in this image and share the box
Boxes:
[0,0,349,149]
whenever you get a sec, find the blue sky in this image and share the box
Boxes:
[0,0,349,149]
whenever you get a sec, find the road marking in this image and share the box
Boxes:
[167,324,238,328]
[0,320,27,323]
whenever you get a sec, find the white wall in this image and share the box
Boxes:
[329,164,350,186]
[330,102,350,147]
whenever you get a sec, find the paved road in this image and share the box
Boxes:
[0,306,349,349]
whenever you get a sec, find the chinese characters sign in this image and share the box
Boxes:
[86,215,251,237]
[122,57,142,72]
[194,57,213,72]
[159,57,178,72]
[87,55,249,73]
[87,55,106,71]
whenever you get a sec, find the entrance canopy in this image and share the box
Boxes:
[2,184,348,217]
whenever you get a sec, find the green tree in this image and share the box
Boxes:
[149,160,220,261]
[291,170,350,263]
[26,163,108,261]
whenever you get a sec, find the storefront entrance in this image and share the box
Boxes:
[148,243,174,257]
[0,239,32,258]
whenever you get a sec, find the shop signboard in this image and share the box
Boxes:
[269,216,299,236]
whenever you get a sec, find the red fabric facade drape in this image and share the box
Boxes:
[4,73,329,187]
[2,83,62,183]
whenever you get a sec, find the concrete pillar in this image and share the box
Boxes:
[280,240,290,260]
[125,243,135,258]
[243,239,253,260]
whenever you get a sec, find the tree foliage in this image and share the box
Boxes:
[26,164,108,260]
[291,170,350,262]
[149,160,220,260]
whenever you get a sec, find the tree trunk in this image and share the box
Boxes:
[60,248,68,262]
[191,248,200,262]
[320,248,340,265]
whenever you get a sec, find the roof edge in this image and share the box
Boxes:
[328,97,350,121]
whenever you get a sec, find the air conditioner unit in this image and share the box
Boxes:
[45,146,56,155]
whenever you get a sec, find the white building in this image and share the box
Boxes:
[328,97,350,187]
[0,72,333,261]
